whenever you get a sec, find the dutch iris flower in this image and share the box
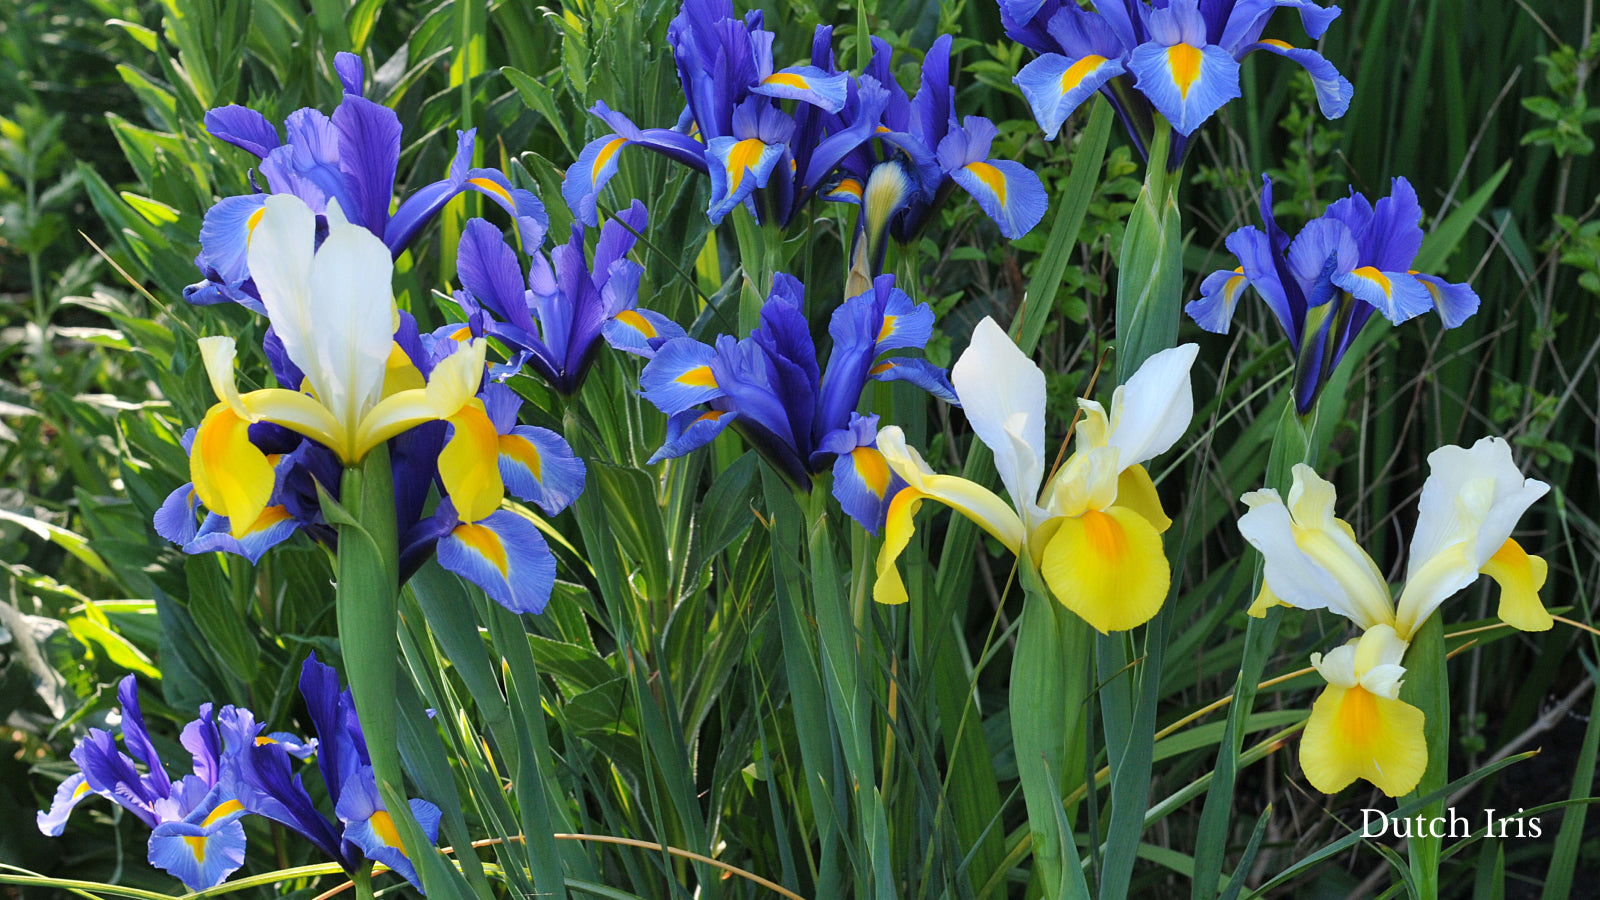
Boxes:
[1237,438,1549,795]
[188,52,546,312]
[1003,0,1351,163]
[1190,176,1479,414]
[639,273,956,532]
[158,193,584,615]
[450,200,684,395]
[871,318,1197,633]
[826,36,1048,294]
[564,0,886,229]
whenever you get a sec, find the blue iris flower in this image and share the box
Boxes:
[564,0,886,229]
[1188,175,1480,413]
[1004,0,1351,166]
[639,273,957,532]
[823,35,1048,292]
[450,199,684,395]
[187,52,547,312]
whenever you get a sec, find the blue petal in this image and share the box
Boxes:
[148,817,248,890]
[1188,266,1251,333]
[751,65,850,113]
[1360,177,1425,272]
[1416,273,1479,329]
[704,135,786,224]
[603,308,686,358]
[197,194,270,286]
[831,445,902,535]
[205,106,280,158]
[947,157,1048,239]
[437,510,558,615]
[1126,40,1241,135]
[640,337,724,415]
[155,484,202,546]
[1248,41,1352,119]
[1333,268,1435,325]
[1221,0,1342,47]
[498,425,586,515]
[867,357,959,405]
[563,133,631,228]
[649,408,737,465]
[1228,224,1300,338]
[1014,52,1126,140]
[335,52,365,96]
[116,676,172,796]
[36,772,93,837]
[457,218,538,332]
[185,507,300,564]
[332,95,402,234]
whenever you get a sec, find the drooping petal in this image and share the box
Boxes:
[437,509,558,615]
[155,484,203,546]
[1299,682,1426,797]
[873,487,925,605]
[186,507,300,563]
[1039,506,1170,633]
[1246,41,1352,119]
[648,409,737,464]
[639,338,725,416]
[832,446,900,535]
[191,405,276,540]
[1415,273,1480,329]
[1114,464,1172,533]
[1189,265,1251,333]
[1332,266,1435,325]
[1126,40,1241,135]
[334,767,434,890]
[751,66,850,112]
[867,357,959,405]
[205,105,281,158]
[439,400,505,525]
[950,317,1046,523]
[147,815,249,890]
[947,156,1048,240]
[705,136,785,224]
[603,308,685,357]
[1013,52,1126,140]
[1481,538,1552,632]
[36,773,94,836]
[876,426,1026,553]
[498,425,586,515]
[197,194,270,287]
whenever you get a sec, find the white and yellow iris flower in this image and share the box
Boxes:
[873,317,1197,633]
[191,193,488,538]
[1238,439,1549,796]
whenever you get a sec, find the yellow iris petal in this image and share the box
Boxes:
[1247,581,1287,617]
[191,404,275,539]
[353,339,486,459]
[439,400,504,524]
[1039,506,1169,633]
[1114,463,1171,534]
[1481,538,1551,632]
[874,488,924,605]
[1300,683,1427,797]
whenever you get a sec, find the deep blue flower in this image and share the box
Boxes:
[187,52,547,312]
[640,273,957,532]
[1188,175,1479,413]
[1004,0,1351,165]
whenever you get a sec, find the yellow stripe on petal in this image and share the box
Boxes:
[1351,266,1393,297]
[499,433,543,479]
[1300,683,1427,797]
[613,309,657,338]
[1258,38,1293,50]
[874,488,924,605]
[877,314,898,343]
[963,161,1007,205]
[762,72,811,90]
[440,401,504,524]
[592,137,628,181]
[676,365,717,387]
[454,523,509,577]
[191,405,276,539]
[1114,464,1171,534]
[1482,538,1551,632]
[1168,44,1203,98]
[184,835,207,863]
[201,800,244,828]
[1039,506,1169,633]
[244,505,294,535]
[832,178,863,200]
[370,809,408,855]
[1061,54,1108,93]
[724,139,769,193]
[852,447,891,499]
[466,177,514,206]
[246,206,266,243]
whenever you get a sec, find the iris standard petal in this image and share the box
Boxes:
[1104,342,1197,469]
[437,509,558,615]
[1039,506,1170,633]
[1127,40,1241,135]
[949,317,1047,523]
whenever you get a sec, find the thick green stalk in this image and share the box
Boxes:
[1402,614,1449,900]
[1113,127,1183,383]
[730,207,785,333]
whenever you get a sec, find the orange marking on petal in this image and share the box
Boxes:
[852,447,891,499]
[202,800,244,828]
[1168,43,1204,98]
[963,161,1008,205]
[454,523,509,577]
[1352,266,1393,296]
[877,315,898,343]
[724,139,769,193]
[499,433,544,480]
[467,177,514,206]
[869,361,894,376]
[614,309,657,338]
[1258,38,1293,50]
[370,810,408,855]
[676,365,717,388]
[762,72,811,90]
[591,137,629,181]
[694,410,727,424]
[1060,55,1108,93]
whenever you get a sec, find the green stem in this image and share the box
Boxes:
[730,207,785,333]
[1403,615,1449,900]
[353,864,376,900]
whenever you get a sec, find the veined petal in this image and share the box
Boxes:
[1126,40,1241,135]
[603,308,685,358]
[353,338,486,458]
[197,194,270,286]
[440,400,504,524]
[1188,266,1250,333]
[1104,343,1198,470]
[868,357,958,405]
[639,337,724,416]
[950,317,1046,523]
[155,484,203,546]
[948,158,1048,240]
[873,487,924,605]
[36,773,93,836]
[1115,464,1172,533]
[1014,52,1126,140]
[1415,273,1480,329]
[437,510,558,615]
[1481,538,1551,632]
[191,405,276,540]
[147,816,249,891]
[1039,506,1170,633]
[648,408,736,464]
[876,425,1025,553]
[186,507,300,563]
[1333,267,1434,324]
[833,446,899,535]
[1300,682,1426,797]
[1246,41,1352,119]
[498,425,586,515]
[705,136,784,224]
[752,66,850,112]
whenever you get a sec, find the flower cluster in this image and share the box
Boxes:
[1002,0,1352,163]
[1240,438,1550,796]
[157,194,584,615]
[563,0,1045,256]
[640,273,955,532]
[872,319,1198,633]
[39,659,439,891]
[1190,176,1479,414]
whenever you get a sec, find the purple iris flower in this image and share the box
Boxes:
[186,52,547,312]
[639,273,958,532]
[450,200,684,395]
[1188,175,1479,413]
[563,0,887,229]
[1004,0,1351,167]
[823,35,1047,291]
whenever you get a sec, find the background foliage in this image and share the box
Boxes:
[2,0,1597,897]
